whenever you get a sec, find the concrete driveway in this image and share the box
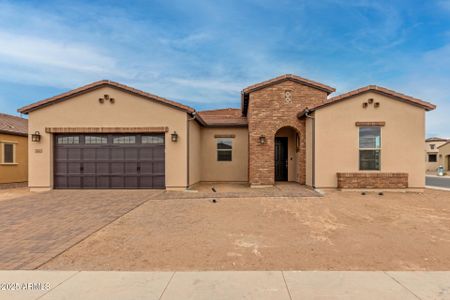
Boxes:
[0,190,162,270]
[426,175,450,189]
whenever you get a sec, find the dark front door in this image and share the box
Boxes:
[275,137,288,181]
[54,134,165,189]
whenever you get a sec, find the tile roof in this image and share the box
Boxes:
[0,113,28,136]
[18,80,195,114]
[426,137,448,142]
[242,74,336,94]
[305,85,436,112]
[197,108,248,127]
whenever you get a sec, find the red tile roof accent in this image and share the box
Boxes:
[426,137,448,142]
[0,113,28,136]
[197,108,248,127]
[307,85,436,112]
[18,80,195,114]
[242,74,336,94]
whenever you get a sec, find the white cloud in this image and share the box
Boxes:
[0,32,119,74]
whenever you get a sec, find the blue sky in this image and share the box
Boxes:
[0,0,449,137]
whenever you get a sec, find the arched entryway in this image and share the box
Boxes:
[274,126,300,182]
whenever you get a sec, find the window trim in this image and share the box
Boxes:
[216,138,233,162]
[358,126,382,171]
[1,141,17,165]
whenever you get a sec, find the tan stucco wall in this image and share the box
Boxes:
[275,127,298,181]
[314,92,426,188]
[188,119,202,186]
[0,133,28,184]
[200,127,248,182]
[305,117,313,186]
[425,140,446,171]
[27,86,188,190]
[438,143,450,172]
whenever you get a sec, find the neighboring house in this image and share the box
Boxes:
[18,74,435,191]
[0,113,28,186]
[425,137,448,171]
[437,141,450,173]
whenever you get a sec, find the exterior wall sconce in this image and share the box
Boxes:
[171,131,178,142]
[31,131,41,142]
[259,135,266,144]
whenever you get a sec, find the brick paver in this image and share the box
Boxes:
[0,190,162,270]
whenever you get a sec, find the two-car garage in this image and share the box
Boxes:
[54,134,165,189]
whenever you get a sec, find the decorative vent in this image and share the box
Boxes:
[362,98,380,109]
[284,90,292,104]
[99,94,115,104]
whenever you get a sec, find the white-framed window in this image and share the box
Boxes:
[359,127,381,170]
[1,142,16,164]
[217,138,232,161]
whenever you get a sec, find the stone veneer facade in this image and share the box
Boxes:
[247,81,328,186]
[336,172,409,189]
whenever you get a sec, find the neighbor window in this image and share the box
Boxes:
[428,154,437,162]
[217,138,232,161]
[1,143,15,164]
[430,144,435,150]
[359,127,381,170]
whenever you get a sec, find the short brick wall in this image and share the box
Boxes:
[336,172,408,189]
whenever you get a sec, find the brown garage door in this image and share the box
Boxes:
[54,134,165,189]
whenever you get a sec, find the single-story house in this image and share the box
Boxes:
[425,137,448,171]
[0,113,28,187]
[437,142,450,173]
[18,74,436,191]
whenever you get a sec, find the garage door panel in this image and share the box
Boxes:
[125,148,138,160]
[111,162,124,174]
[140,148,153,160]
[83,176,96,188]
[153,146,164,160]
[55,162,67,174]
[97,176,110,188]
[67,176,81,188]
[97,162,109,174]
[96,148,109,160]
[111,148,124,160]
[110,176,124,188]
[83,148,96,160]
[54,176,67,188]
[54,134,165,189]
[153,176,165,188]
[83,162,96,174]
[125,162,138,174]
[67,148,81,160]
[67,162,81,174]
[125,176,138,188]
[55,148,67,160]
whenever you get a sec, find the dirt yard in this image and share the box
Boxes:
[39,189,450,271]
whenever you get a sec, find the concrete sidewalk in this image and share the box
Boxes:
[0,270,449,300]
